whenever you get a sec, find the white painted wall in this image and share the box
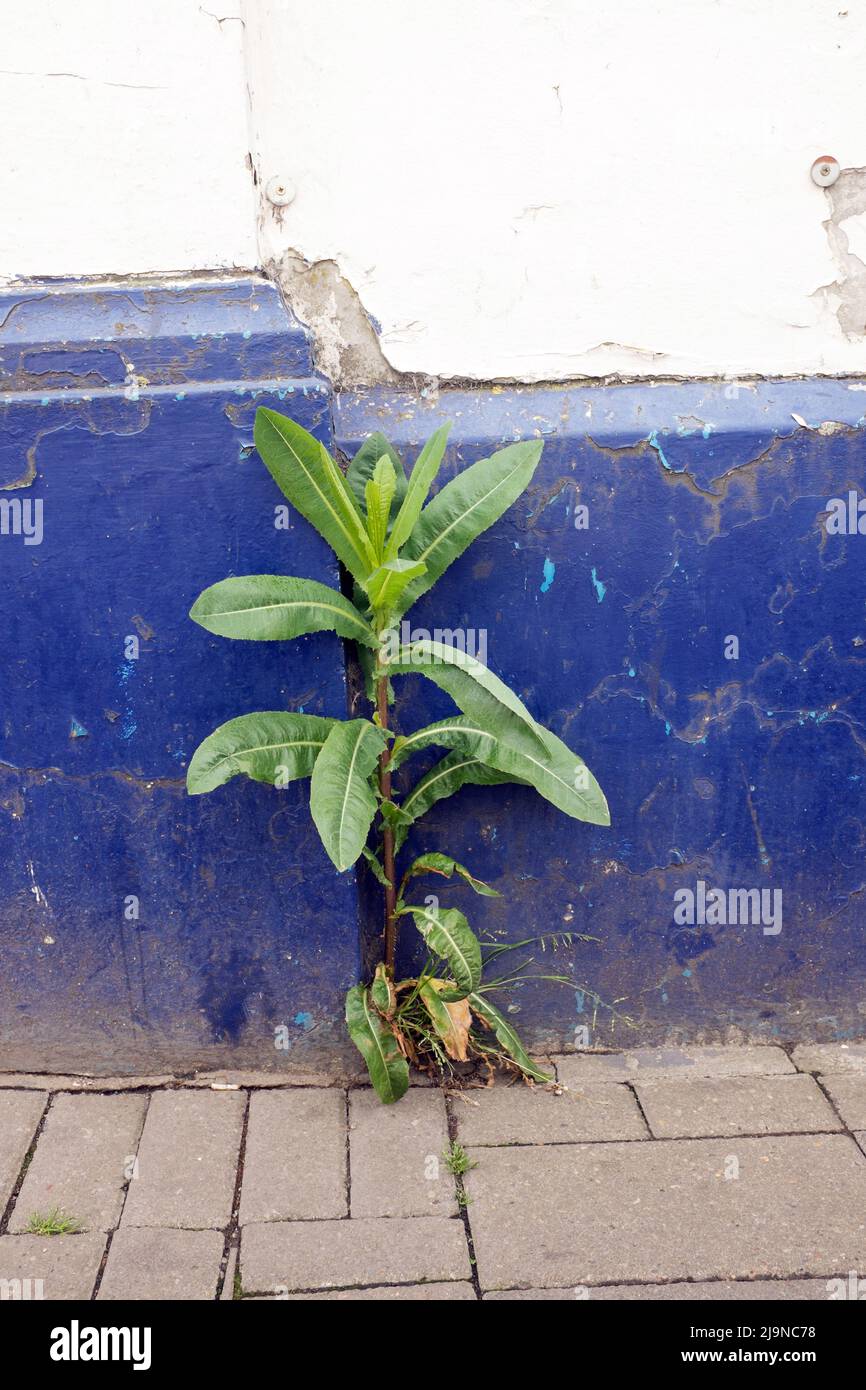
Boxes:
[3,0,866,381]
[249,0,866,380]
[0,0,257,279]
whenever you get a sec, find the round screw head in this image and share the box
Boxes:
[266,175,296,207]
[811,155,840,187]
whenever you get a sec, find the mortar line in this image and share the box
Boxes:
[216,1088,251,1300]
[444,1091,482,1300]
[91,1087,152,1300]
[0,1089,54,1234]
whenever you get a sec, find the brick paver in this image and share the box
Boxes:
[280,1281,476,1300]
[453,1080,647,1145]
[240,1216,471,1294]
[4,1039,866,1301]
[554,1045,795,1087]
[122,1090,244,1230]
[99,1228,224,1300]
[0,1233,105,1300]
[635,1074,841,1139]
[792,1043,866,1074]
[0,1091,46,1213]
[820,1074,866,1130]
[240,1089,347,1224]
[464,1134,866,1289]
[349,1088,454,1217]
[8,1093,146,1233]
[485,1279,841,1300]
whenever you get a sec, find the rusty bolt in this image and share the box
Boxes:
[811,155,840,188]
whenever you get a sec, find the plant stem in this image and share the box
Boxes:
[376,673,398,971]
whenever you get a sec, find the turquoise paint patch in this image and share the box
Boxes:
[590,567,606,603]
[648,430,673,471]
[540,557,556,593]
[294,1011,314,1030]
[69,717,89,738]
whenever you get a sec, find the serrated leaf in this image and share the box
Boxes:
[399,904,481,1000]
[362,558,427,612]
[395,438,543,614]
[310,719,387,871]
[403,852,500,897]
[419,979,471,1061]
[392,714,609,826]
[346,433,408,516]
[254,408,375,582]
[346,984,408,1103]
[384,424,450,560]
[190,575,377,646]
[365,454,397,559]
[187,712,335,794]
[468,992,551,1083]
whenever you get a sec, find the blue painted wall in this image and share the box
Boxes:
[2,274,864,1072]
[0,277,359,1073]
[336,384,866,1051]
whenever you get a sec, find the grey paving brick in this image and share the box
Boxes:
[0,1091,46,1213]
[282,1281,476,1300]
[241,1216,471,1293]
[98,1227,224,1300]
[636,1074,841,1139]
[0,1074,172,1091]
[820,1075,866,1130]
[452,1080,647,1145]
[792,1043,866,1075]
[464,1133,866,1289]
[239,1089,346,1224]
[0,1233,105,1300]
[485,1279,841,1300]
[8,1093,147,1233]
[121,1090,244,1230]
[349,1088,454,1217]
[555,1045,795,1087]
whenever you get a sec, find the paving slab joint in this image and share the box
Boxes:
[216,1090,251,1300]
[444,1092,481,1300]
[0,1091,53,1235]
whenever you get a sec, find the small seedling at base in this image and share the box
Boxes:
[26,1208,81,1235]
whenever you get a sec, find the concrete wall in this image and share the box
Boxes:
[2,5,865,1071]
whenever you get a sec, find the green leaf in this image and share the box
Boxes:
[398,904,481,1000]
[309,718,388,871]
[370,963,396,1017]
[362,558,427,613]
[190,575,377,646]
[346,433,408,516]
[395,438,543,613]
[391,714,609,826]
[401,750,520,826]
[254,408,375,582]
[345,985,409,1104]
[365,454,397,560]
[362,846,391,888]
[384,424,450,560]
[403,852,500,897]
[468,992,551,1083]
[387,640,547,754]
[187,711,335,794]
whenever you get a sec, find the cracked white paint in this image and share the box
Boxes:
[246,0,866,380]
[0,0,257,279]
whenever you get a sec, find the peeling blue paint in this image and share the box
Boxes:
[540,557,556,592]
[590,567,606,603]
